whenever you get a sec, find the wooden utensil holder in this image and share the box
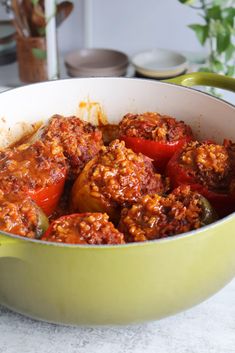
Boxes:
[16,36,48,83]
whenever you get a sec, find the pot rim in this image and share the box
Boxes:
[1,76,234,108]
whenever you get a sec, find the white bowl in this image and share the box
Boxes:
[132,49,188,78]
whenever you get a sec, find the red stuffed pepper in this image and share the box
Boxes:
[42,213,125,245]
[41,115,103,180]
[119,185,216,243]
[0,190,49,239]
[119,112,193,171]
[0,140,67,216]
[70,139,168,222]
[166,140,235,217]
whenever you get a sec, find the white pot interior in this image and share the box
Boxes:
[0,77,234,148]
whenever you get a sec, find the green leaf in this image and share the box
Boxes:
[212,59,224,72]
[217,30,230,53]
[188,24,209,45]
[178,0,195,4]
[225,43,235,61]
[226,65,235,76]
[198,67,213,73]
[207,6,221,20]
[213,0,233,6]
[37,27,46,36]
[212,0,221,4]
[207,87,222,98]
[31,0,40,5]
[222,7,235,26]
[32,48,47,60]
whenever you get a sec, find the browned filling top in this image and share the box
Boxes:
[42,213,125,244]
[87,139,167,207]
[119,112,192,142]
[0,190,41,238]
[41,115,103,179]
[0,112,233,244]
[180,141,231,190]
[119,186,204,242]
[0,140,66,193]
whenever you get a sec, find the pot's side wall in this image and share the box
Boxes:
[0,217,235,325]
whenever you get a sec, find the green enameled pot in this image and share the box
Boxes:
[0,72,235,325]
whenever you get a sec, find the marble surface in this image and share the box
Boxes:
[0,278,235,353]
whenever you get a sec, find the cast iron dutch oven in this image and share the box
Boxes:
[0,72,235,325]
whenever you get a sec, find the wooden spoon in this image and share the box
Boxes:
[18,0,31,35]
[31,4,46,28]
[18,0,74,37]
[22,0,45,36]
[56,1,74,27]
[11,0,29,37]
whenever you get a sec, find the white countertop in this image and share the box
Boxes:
[1,279,235,353]
[0,62,235,353]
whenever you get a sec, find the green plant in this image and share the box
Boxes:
[178,0,235,95]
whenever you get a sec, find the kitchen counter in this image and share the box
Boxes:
[0,59,67,87]
[0,60,234,104]
[0,279,235,353]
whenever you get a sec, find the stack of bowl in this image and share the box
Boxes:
[65,48,129,77]
[0,21,17,66]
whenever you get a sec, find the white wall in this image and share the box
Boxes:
[57,0,85,52]
[0,0,204,54]
[91,0,203,54]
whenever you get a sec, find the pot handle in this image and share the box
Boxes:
[0,234,19,258]
[165,72,235,93]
